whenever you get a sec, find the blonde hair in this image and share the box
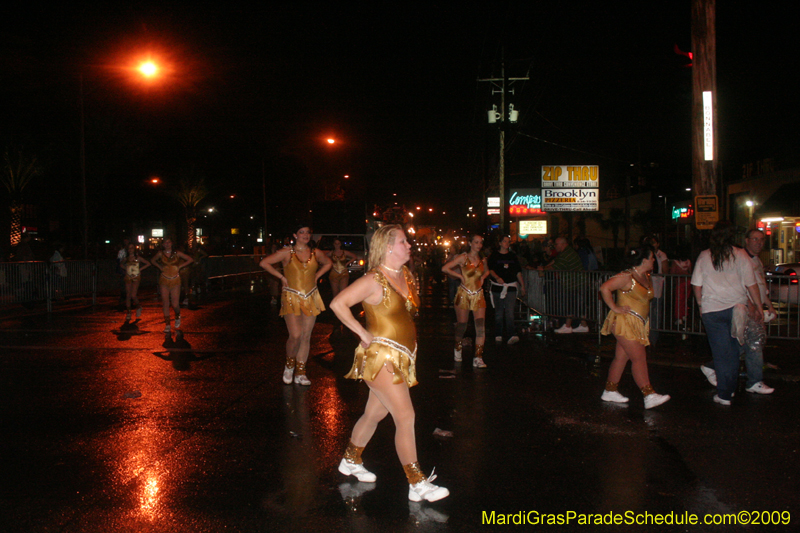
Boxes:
[368,224,403,270]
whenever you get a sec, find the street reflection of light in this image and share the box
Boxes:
[139,473,162,518]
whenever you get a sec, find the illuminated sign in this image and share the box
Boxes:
[541,166,599,188]
[695,195,718,230]
[542,188,599,212]
[487,208,500,215]
[231,228,239,235]
[703,91,713,161]
[152,229,164,237]
[508,189,543,216]
[519,220,547,235]
[487,197,500,208]
[671,205,694,220]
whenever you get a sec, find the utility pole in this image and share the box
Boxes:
[478,53,528,236]
[691,0,718,204]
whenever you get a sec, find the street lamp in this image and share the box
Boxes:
[79,59,161,257]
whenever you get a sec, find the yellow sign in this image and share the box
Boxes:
[541,165,599,188]
[695,195,718,230]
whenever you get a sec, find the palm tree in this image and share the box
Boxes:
[173,175,208,252]
[2,146,41,248]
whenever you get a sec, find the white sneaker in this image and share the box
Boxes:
[644,393,671,409]
[125,312,131,321]
[338,458,377,483]
[601,390,629,403]
[473,357,487,368]
[713,394,731,406]
[554,324,573,334]
[746,382,774,395]
[572,325,590,333]
[494,336,502,343]
[136,306,142,318]
[163,324,171,333]
[700,365,717,386]
[294,374,311,386]
[507,336,519,345]
[408,470,449,502]
[282,366,294,385]
[454,347,462,362]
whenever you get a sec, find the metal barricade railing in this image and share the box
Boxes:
[0,261,97,312]
[522,269,800,341]
[204,255,272,291]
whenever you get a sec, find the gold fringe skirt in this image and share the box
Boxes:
[280,288,325,317]
[345,339,418,388]
[600,311,650,346]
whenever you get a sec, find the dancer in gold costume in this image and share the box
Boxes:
[330,225,449,502]
[122,243,151,322]
[326,237,358,298]
[260,225,331,385]
[441,234,490,367]
[152,238,193,333]
[599,245,670,409]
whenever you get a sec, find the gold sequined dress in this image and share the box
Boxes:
[345,267,420,387]
[158,252,181,288]
[453,254,486,311]
[280,247,325,317]
[600,270,653,346]
[329,251,350,284]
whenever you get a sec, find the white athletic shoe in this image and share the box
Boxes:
[338,458,377,483]
[282,366,294,385]
[601,390,629,403]
[746,382,774,395]
[644,393,671,410]
[408,469,449,502]
[554,324,573,334]
[572,325,590,333]
[294,374,311,386]
[700,365,717,387]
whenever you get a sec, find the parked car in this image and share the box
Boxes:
[765,262,799,305]
[312,234,368,273]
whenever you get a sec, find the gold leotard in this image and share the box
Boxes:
[124,257,143,282]
[600,270,654,346]
[280,247,325,317]
[158,252,181,289]
[345,267,420,387]
[329,251,350,284]
[453,254,486,311]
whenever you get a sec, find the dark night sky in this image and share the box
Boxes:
[2,1,799,242]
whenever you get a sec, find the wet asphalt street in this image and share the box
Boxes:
[1,279,798,533]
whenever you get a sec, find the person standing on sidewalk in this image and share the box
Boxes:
[442,234,490,367]
[259,224,331,386]
[488,235,526,345]
[699,228,776,395]
[540,237,589,333]
[330,224,450,503]
[643,235,668,346]
[599,245,671,409]
[692,221,764,406]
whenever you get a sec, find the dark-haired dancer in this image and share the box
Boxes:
[330,224,449,502]
[260,225,331,385]
[327,237,358,298]
[599,246,670,409]
[442,234,490,367]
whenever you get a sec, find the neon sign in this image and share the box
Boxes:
[671,206,694,220]
[508,189,543,216]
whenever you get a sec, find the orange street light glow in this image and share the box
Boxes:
[150,177,161,184]
[138,61,158,77]
[327,138,335,144]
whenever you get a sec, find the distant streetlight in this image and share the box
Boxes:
[138,61,158,77]
[327,138,336,144]
[150,177,161,185]
[79,57,163,257]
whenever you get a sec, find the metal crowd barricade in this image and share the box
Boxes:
[204,255,271,291]
[522,269,800,341]
[0,260,97,313]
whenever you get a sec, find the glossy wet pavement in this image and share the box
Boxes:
[2,280,798,532]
